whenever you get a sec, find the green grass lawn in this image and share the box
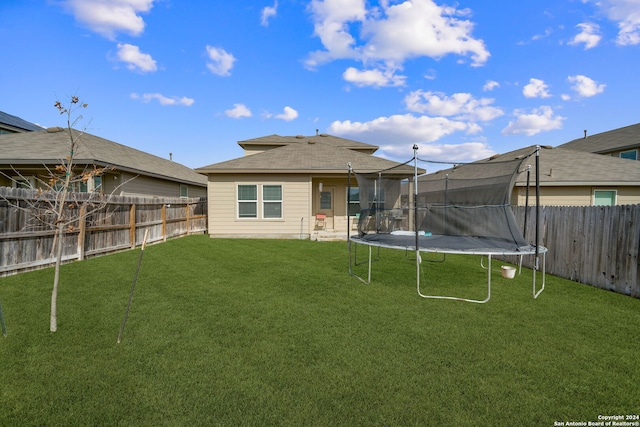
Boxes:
[1,235,638,426]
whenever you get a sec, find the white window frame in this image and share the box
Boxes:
[236,184,283,220]
[11,175,36,189]
[593,189,617,206]
[237,184,258,219]
[262,185,283,219]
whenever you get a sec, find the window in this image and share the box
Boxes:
[180,184,188,198]
[238,185,258,218]
[320,191,332,210]
[620,150,637,160]
[263,185,282,219]
[594,190,616,206]
[237,184,283,219]
[347,187,360,216]
[368,187,386,211]
[93,176,102,192]
[11,175,35,189]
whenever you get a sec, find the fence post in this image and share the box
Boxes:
[129,203,136,249]
[77,205,87,261]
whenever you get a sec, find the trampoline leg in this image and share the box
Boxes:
[417,254,491,304]
[533,251,546,299]
[349,240,372,284]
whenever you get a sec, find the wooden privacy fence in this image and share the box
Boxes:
[0,187,207,276]
[509,204,640,298]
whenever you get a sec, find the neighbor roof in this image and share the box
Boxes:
[196,139,417,175]
[423,145,640,186]
[237,133,379,154]
[0,128,207,186]
[557,122,640,154]
[0,110,43,132]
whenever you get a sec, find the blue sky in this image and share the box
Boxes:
[1,0,639,169]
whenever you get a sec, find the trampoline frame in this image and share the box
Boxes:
[349,236,547,303]
[347,145,547,303]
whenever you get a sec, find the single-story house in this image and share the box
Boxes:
[421,145,640,206]
[195,133,417,239]
[0,127,207,198]
[0,110,44,134]
[557,122,640,161]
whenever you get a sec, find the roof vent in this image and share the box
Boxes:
[319,133,329,137]
[295,135,304,139]
[46,126,64,133]
[307,140,315,144]
[584,129,587,139]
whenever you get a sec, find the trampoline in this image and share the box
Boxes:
[348,145,547,303]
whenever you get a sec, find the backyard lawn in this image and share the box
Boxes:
[0,235,638,426]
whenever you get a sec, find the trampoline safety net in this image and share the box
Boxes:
[352,152,535,252]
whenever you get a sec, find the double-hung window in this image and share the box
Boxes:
[238,185,258,218]
[263,185,282,219]
[237,184,282,219]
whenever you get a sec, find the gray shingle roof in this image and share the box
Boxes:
[423,145,640,185]
[557,122,640,153]
[238,133,378,153]
[0,110,44,132]
[0,128,207,186]
[196,139,415,175]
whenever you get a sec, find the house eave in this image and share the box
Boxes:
[2,159,207,188]
[515,181,640,187]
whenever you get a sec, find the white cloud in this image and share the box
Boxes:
[261,1,278,26]
[225,103,252,118]
[343,67,406,87]
[306,0,490,77]
[531,27,554,41]
[116,43,157,72]
[60,0,155,39]
[483,80,500,91]
[379,141,495,164]
[329,114,479,146]
[130,93,194,106]
[205,46,236,76]
[595,0,640,45]
[568,75,606,97]
[569,22,601,49]
[502,106,565,136]
[523,78,551,98]
[265,106,299,121]
[404,90,503,122]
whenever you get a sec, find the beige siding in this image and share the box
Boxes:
[513,185,640,206]
[106,172,206,198]
[208,174,311,238]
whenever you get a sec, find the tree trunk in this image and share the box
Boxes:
[50,223,64,332]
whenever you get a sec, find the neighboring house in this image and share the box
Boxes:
[0,110,44,134]
[557,122,640,161]
[422,145,640,206]
[0,127,207,198]
[195,133,417,239]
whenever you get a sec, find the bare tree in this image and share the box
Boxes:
[1,96,128,332]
